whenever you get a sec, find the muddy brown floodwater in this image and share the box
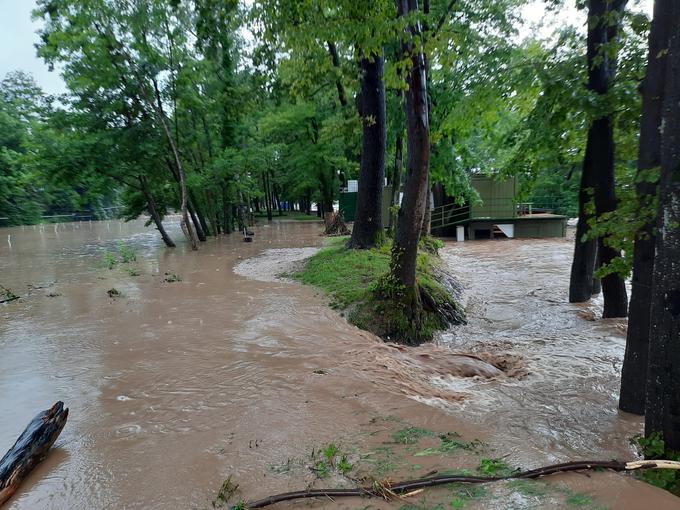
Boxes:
[1,220,679,509]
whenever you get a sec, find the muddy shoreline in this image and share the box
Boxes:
[1,220,678,509]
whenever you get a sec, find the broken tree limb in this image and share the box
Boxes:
[232,459,680,509]
[0,402,68,506]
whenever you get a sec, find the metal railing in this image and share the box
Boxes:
[430,203,471,230]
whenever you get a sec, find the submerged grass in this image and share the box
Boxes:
[294,236,465,344]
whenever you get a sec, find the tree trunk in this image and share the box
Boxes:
[570,0,628,313]
[349,51,387,249]
[569,165,598,302]
[222,183,233,234]
[187,200,206,242]
[645,8,680,448]
[391,0,430,297]
[263,172,273,221]
[152,79,198,250]
[327,41,348,108]
[620,0,672,415]
[388,131,404,233]
[590,0,628,317]
[421,176,432,237]
[592,244,602,295]
[140,176,175,248]
[0,402,68,506]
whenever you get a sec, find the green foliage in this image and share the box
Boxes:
[0,285,20,303]
[566,493,594,506]
[310,443,353,479]
[392,427,435,445]
[294,236,388,309]
[631,433,680,494]
[450,484,487,509]
[477,458,515,477]
[103,252,118,270]
[414,433,483,456]
[118,243,137,263]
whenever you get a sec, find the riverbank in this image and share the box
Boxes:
[1,220,678,509]
[293,236,465,344]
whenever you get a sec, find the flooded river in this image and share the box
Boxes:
[1,220,678,509]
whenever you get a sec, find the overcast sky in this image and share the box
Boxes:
[0,0,654,97]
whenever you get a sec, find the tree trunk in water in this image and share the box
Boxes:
[570,0,628,309]
[263,173,273,221]
[222,184,233,235]
[569,161,598,302]
[620,0,671,415]
[591,0,628,317]
[153,81,198,250]
[140,176,175,248]
[187,200,206,242]
[349,51,387,249]
[591,244,602,295]
[645,12,680,448]
[391,0,430,306]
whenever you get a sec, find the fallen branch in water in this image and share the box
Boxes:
[232,459,680,509]
[0,285,19,304]
[0,402,68,506]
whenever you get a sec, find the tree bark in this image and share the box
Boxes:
[327,41,348,108]
[139,176,176,248]
[421,176,432,237]
[591,0,628,317]
[187,200,206,242]
[569,165,598,302]
[263,172,273,221]
[391,0,430,298]
[570,0,628,316]
[1,402,68,506]
[349,51,387,249]
[151,78,198,250]
[388,131,404,233]
[644,7,680,449]
[619,0,672,415]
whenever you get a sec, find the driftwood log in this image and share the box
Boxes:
[0,402,68,506]
[233,459,680,509]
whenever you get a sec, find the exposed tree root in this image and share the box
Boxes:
[323,211,350,236]
[232,459,680,509]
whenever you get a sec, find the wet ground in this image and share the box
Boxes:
[1,220,678,509]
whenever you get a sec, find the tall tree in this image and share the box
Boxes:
[390,0,431,327]
[644,1,680,448]
[349,51,387,248]
[619,0,672,415]
[569,0,629,319]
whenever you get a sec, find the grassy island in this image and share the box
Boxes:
[294,236,465,344]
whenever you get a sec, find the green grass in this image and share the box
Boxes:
[289,213,322,221]
[253,211,322,221]
[294,236,465,344]
[294,236,387,309]
[392,427,436,445]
